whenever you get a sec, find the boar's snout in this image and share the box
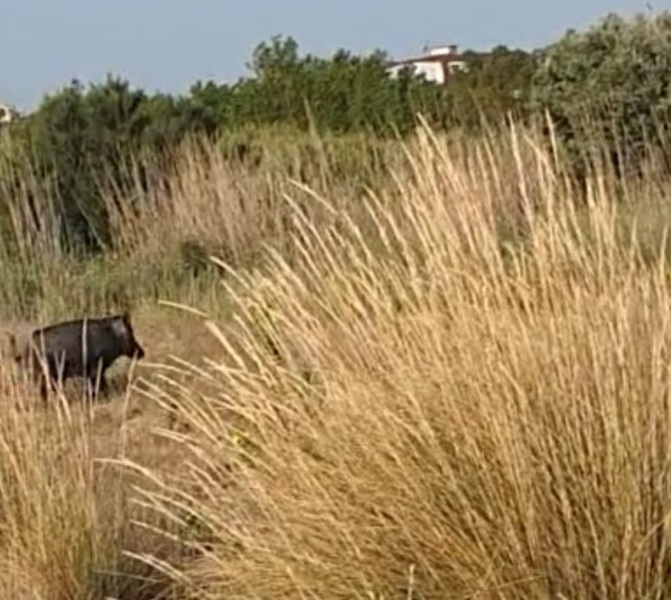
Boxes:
[113,312,146,361]
[124,332,145,360]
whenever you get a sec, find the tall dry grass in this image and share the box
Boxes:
[0,359,184,600]
[120,122,671,599]
[0,130,396,322]
[1,117,671,598]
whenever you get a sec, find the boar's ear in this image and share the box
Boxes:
[111,316,130,338]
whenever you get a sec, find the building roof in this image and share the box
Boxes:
[387,44,467,67]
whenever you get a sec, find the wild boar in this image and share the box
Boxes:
[9,311,145,401]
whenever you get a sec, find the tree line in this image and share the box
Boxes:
[2,10,671,256]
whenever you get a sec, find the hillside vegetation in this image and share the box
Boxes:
[2,10,671,600]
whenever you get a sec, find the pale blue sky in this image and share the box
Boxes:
[1,0,664,111]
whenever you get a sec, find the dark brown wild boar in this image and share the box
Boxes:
[9,311,145,401]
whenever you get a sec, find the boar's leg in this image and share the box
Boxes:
[37,373,58,404]
[86,365,110,399]
[38,378,48,402]
[96,373,109,397]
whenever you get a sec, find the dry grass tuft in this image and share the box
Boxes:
[125,122,671,599]
[2,119,671,598]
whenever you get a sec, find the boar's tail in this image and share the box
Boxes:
[7,333,19,361]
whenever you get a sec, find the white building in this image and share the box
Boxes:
[0,103,21,126]
[387,44,468,85]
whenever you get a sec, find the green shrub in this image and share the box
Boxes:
[531,11,671,176]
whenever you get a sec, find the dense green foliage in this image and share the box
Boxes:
[7,78,219,251]
[531,11,671,176]
[0,35,536,254]
[2,10,671,257]
[186,36,536,135]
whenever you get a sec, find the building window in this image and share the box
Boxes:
[448,61,467,74]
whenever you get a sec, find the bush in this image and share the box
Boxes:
[531,11,671,177]
[9,77,219,254]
